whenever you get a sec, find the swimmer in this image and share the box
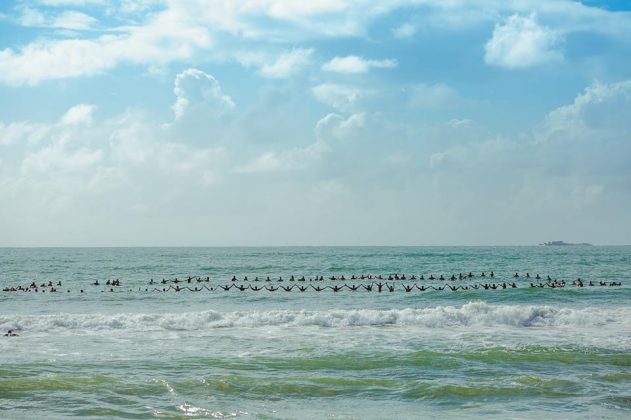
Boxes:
[311,285,324,292]
[490,271,495,278]
[439,275,445,281]
[481,272,486,277]
[362,284,373,291]
[429,275,435,280]
[536,274,541,279]
[450,275,456,281]
[387,284,395,292]
[249,285,263,291]
[403,285,414,292]
[298,285,308,292]
[514,272,519,278]
[231,275,237,282]
[330,285,343,292]
[265,285,278,292]
[346,284,360,291]
[280,285,294,291]
[4,330,18,337]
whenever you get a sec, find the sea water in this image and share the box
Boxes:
[0,246,630,419]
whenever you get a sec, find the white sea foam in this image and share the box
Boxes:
[0,302,628,333]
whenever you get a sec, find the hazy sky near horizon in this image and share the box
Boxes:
[1,0,630,246]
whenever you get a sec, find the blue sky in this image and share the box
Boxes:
[1,0,630,246]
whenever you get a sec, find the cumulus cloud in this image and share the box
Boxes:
[2,1,629,86]
[260,48,313,79]
[542,80,631,139]
[61,104,96,125]
[322,55,397,73]
[234,112,364,174]
[311,83,368,112]
[172,68,235,120]
[485,14,563,68]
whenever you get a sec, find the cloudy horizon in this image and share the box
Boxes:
[1,0,630,246]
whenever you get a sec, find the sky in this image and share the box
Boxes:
[0,0,630,246]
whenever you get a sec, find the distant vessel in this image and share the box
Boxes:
[540,241,592,246]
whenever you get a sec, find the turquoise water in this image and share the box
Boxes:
[1,246,630,418]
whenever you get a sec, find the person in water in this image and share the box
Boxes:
[4,330,18,336]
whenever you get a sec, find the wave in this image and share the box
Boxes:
[0,302,627,333]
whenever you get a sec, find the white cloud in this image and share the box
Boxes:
[0,7,211,86]
[234,111,365,174]
[16,7,47,27]
[40,0,106,5]
[52,11,98,30]
[315,112,365,142]
[260,48,313,79]
[61,104,96,125]
[485,14,563,68]
[172,68,235,120]
[543,80,631,135]
[322,55,397,73]
[234,143,324,173]
[407,83,461,109]
[393,22,416,38]
[311,83,368,112]
[2,1,628,86]
[16,6,98,30]
[0,121,50,146]
[22,145,103,174]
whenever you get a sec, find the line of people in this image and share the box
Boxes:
[135,280,622,293]
[148,271,560,285]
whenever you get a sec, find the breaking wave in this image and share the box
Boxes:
[0,301,627,333]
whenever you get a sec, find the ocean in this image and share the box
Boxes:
[1,246,630,419]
